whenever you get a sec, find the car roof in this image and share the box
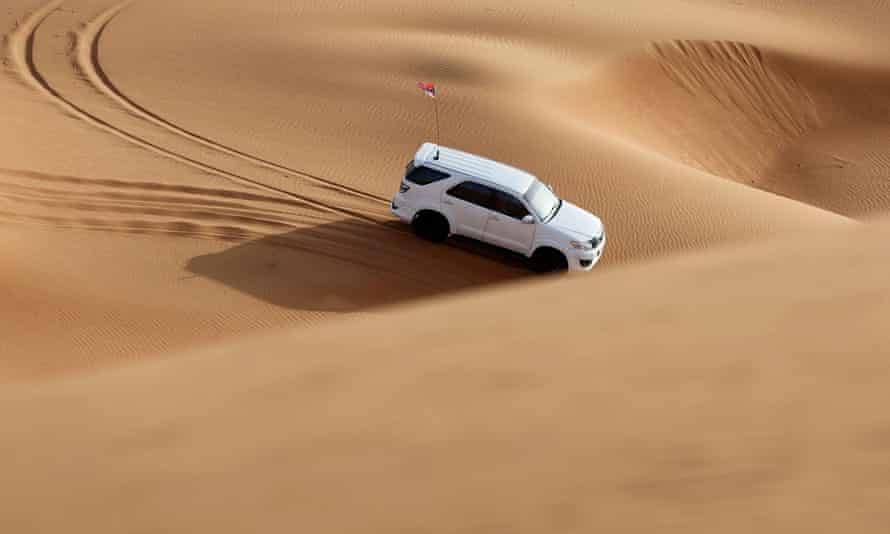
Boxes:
[414,143,538,195]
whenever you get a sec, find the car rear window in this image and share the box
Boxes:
[405,165,450,186]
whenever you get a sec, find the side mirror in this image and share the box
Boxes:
[521,215,535,224]
[546,183,554,191]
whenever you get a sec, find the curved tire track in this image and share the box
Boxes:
[78,1,391,206]
[8,0,386,226]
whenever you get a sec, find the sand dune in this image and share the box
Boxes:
[2,0,890,530]
[95,0,854,254]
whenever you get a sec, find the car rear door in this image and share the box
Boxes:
[442,181,496,239]
[483,190,536,254]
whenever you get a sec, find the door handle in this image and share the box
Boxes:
[490,215,500,221]
[443,199,454,205]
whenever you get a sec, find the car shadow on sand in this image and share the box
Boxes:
[186,219,530,313]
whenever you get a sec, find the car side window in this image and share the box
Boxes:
[492,191,530,220]
[405,165,450,185]
[446,181,497,209]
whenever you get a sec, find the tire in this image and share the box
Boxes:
[530,247,568,273]
[412,211,450,243]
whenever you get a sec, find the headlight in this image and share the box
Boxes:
[399,183,410,193]
[570,240,593,250]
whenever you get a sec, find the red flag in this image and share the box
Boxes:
[417,82,436,98]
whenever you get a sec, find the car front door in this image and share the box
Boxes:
[442,181,497,239]
[483,190,536,254]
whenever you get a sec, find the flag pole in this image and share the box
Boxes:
[417,82,441,159]
[434,95,441,159]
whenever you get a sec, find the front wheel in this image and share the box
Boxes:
[530,248,568,273]
[412,211,450,243]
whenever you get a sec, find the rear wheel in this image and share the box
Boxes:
[412,211,449,243]
[530,247,568,273]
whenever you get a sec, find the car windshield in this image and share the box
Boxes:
[524,181,560,221]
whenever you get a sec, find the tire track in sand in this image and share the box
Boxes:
[0,169,454,284]
[77,1,391,206]
[7,0,387,226]
[0,168,315,225]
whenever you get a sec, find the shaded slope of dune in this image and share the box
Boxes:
[0,213,523,382]
[564,40,890,216]
[1,219,888,533]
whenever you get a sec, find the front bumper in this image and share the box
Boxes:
[569,234,606,272]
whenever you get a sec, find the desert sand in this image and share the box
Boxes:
[1,0,889,531]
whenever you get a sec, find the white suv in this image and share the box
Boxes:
[391,143,605,272]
